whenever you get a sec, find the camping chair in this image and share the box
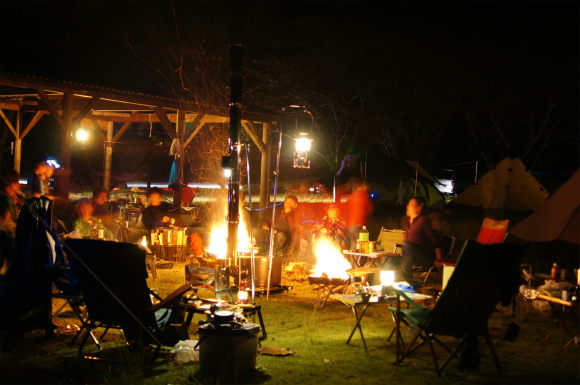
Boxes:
[52,287,89,344]
[65,239,192,366]
[416,235,456,284]
[389,240,521,375]
[476,218,509,245]
[376,227,405,253]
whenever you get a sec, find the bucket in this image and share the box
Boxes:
[198,323,261,382]
[239,255,282,289]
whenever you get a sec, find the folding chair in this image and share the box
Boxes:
[376,227,405,253]
[65,239,192,366]
[416,235,456,284]
[476,218,509,245]
[390,240,521,375]
[52,287,89,344]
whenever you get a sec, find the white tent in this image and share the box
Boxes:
[510,171,579,244]
[452,158,549,212]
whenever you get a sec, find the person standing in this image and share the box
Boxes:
[347,183,372,249]
[401,197,442,285]
[26,158,47,199]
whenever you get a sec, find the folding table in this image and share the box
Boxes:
[335,291,432,359]
[342,251,400,268]
[183,301,268,341]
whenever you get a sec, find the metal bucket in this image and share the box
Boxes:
[239,255,282,289]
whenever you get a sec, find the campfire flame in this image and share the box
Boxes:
[311,237,351,280]
[207,208,252,259]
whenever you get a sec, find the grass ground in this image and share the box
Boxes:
[1,262,578,385]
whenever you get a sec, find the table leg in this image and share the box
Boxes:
[346,303,370,351]
[395,294,401,365]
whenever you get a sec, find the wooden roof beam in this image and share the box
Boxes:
[72,96,100,127]
[112,121,132,143]
[242,120,265,153]
[20,110,45,139]
[154,107,176,140]
[36,88,64,128]
[183,114,208,150]
[0,108,17,137]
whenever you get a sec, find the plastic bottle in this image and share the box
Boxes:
[359,226,369,242]
[91,222,98,239]
[97,223,104,239]
[551,263,560,280]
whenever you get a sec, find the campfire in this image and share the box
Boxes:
[207,208,252,259]
[310,237,352,280]
[308,237,353,307]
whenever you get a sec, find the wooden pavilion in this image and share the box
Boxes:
[0,72,277,212]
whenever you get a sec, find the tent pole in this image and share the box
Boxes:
[267,113,283,301]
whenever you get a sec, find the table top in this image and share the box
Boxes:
[334,292,432,307]
[343,251,401,258]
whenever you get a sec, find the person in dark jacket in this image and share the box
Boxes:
[141,187,178,231]
[401,197,442,283]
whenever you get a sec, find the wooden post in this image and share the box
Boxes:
[173,110,185,209]
[57,93,74,198]
[259,122,271,224]
[104,121,113,192]
[14,110,22,173]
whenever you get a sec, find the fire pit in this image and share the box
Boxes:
[308,237,354,307]
[308,274,350,308]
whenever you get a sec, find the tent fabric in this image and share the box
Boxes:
[405,160,442,186]
[451,158,549,212]
[476,218,509,245]
[509,171,579,244]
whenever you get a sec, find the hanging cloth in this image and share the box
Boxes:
[169,160,180,191]
[169,139,182,158]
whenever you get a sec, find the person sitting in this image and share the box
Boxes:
[1,168,24,215]
[0,194,16,277]
[90,187,116,235]
[312,204,350,250]
[254,195,308,257]
[73,198,113,240]
[141,187,179,231]
[400,197,442,285]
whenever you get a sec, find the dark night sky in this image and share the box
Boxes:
[1,1,578,183]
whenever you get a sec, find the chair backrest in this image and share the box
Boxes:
[65,239,155,330]
[439,235,456,259]
[476,218,509,245]
[426,240,521,338]
[376,227,405,253]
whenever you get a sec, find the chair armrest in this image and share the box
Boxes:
[148,284,192,312]
[391,287,426,311]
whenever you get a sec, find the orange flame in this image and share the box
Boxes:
[207,205,252,259]
[311,237,351,280]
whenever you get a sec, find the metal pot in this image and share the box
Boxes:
[213,310,235,324]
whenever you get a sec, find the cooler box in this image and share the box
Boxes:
[198,322,261,381]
